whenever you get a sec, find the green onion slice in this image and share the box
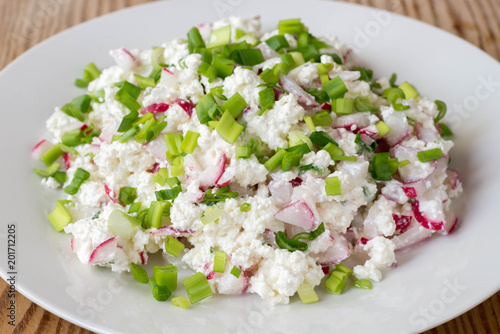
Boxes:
[183,272,213,303]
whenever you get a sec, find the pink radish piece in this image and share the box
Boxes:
[393,214,412,234]
[392,224,433,251]
[274,200,315,230]
[216,267,249,294]
[411,200,444,231]
[216,169,232,187]
[98,124,120,144]
[401,186,417,198]
[199,154,227,191]
[143,103,170,114]
[110,48,137,70]
[382,109,410,146]
[70,238,80,252]
[104,183,118,204]
[32,139,51,159]
[88,237,118,264]
[279,74,319,107]
[268,180,293,208]
[314,232,350,265]
[334,113,371,132]
[415,123,439,143]
[357,237,369,247]
[144,136,167,162]
[322,266,330,276]
[150,226,194,236]
[63,152,71,170]
[139,251,148,265]
[174,99,194,117]
[442,211,458,235]
[446,169,460,190]
[394,145,437,183]
[256,43,279,59]
[343,49,353,63]
[321,103,331,111]
[358,125,379,137]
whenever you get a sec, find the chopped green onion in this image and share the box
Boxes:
[53,171,67,183]
[210,86,227,101]
[298,164,320,175]
[75,63,101,88]
[202,187,238,205]
[130,263,149,283]
[197,61,218,82]
[171,296,191,309]
[288,130,313,150]
[259,68,279,85]
[352,66,373,82]
[306,88,329,104]
[201,205,223,225]
[335,264,353,276]
[331,156,357,162]
[286,143,310,155]
[289,52,305,67]
[369,152,398,181]
[133,74,156,89]
[320,74,329,85]
[134,117,156,144]
[292,45,319,62]
[165,177,181,188]
[439,123,453,137]
[147,201,169,229]
[165,235,185,258]
[115,81,142,113]
[220,92,248,119]
[154,264,178,292]
[117,111,139,132]
[180,130,200,154]
[207,25,231,48]
[278,18,306,35]
[399,159,410,168]
[213,250,227,273]
[164,133,183,156]
[34,162,60,178]
[280,53,296,69]
[303,115,315,132]
[399,81,419,99]
[187,27,205,49]
[376,121,391,137]
[417,148,443,163]
[264,149,286,171]
[40,143,64,166]
[183,272,213,304]
[272,62,290,77]
[153,168,169,186]
[233,49,264,66]
[155,185,182,201]
[323,76,347,100]
[235,146,252,159]
[196,93,217,124]
[389,73,398,87]
[325,270,348,294]
[311,111,333,126]
[230,266,242,278]
[292,223,325,241]
[281,151,302,171]
[323,142,344,158]
[128,202,142,214]
[325,176,341,196]
[310,131,336,147]
[47,200,72,232]
[63,168,90,195]
[216,110,244,144]
[297,284,319,304]
[266,35,289,50]
[317,63,333,75]
[212,54,234,78]
[117,187,137,205]
[335,98,354,115]
[240,202,251,212]
[354,96,378,112]
[354,278,372,290]
[434,100,447,123]
[276,231,308,252]
[259,87,275,114]
[149,277,171,301]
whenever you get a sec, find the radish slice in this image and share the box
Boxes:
[392,224,433,251]
[279,74,319,107]
[70,237,80,252]
[216,267,249,294]
[415,123,439,143]
[104,183,118,204]
[216,169,232,187]
[63,152,71,170]
[144,135,167,162]
[199,154,227,191]
[442,211,458,235]
[333,113,371,132]
[358,124,379,137]
[160,68,178,88]
[174,99,194,117]
[139,251,148,265]
[411,200,444,231]
[88,237,118,264]
[268,180,293,208]
[381,180,408,204]
[98,123,120,144]
[381,107,410,146]
[142,103,170,114]
[110,48,137,70]
[255,43,280,60]
[394,145,437,183]
[32,139,51,159]
[356,237,370,247]
[274,200,315,230]
[150,226,194,236]
[401,186,417,198]
[314,232,350,265]
[393,214,412,234]
[446,169,460,190]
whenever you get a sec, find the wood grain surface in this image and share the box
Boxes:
[1,0,499,333]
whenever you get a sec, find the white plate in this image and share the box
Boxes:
[1,0,499,333]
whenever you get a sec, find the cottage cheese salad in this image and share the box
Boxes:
[33,17,462,306]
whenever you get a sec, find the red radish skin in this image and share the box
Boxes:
[174,99,194,117]
[322,265,330,275]
[343,49,353,63]
[393,214,412,234]
[315,232,351,265]
[442,211,458,235]
[110,48,137,70]
[163,68,173,75]
[402,186,417,198]
[392,224,433,252]
[149,226,194,236]
[290,177,302,187]
[88,237,118,264]
[279,74,319,107]
[216,168,232,187]
[63,152,71,170]
[104,183,118,204]
[357,237,369,248]
[411,200,445,231]
[199,154,227,191]
[321,103,331,110]
[139,251,148,265]
[142,103,170,114]
[32,139,52,159]
[149,163,160,174]
[274,200,315,230]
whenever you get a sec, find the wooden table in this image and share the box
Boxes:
[1,0,499,333]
